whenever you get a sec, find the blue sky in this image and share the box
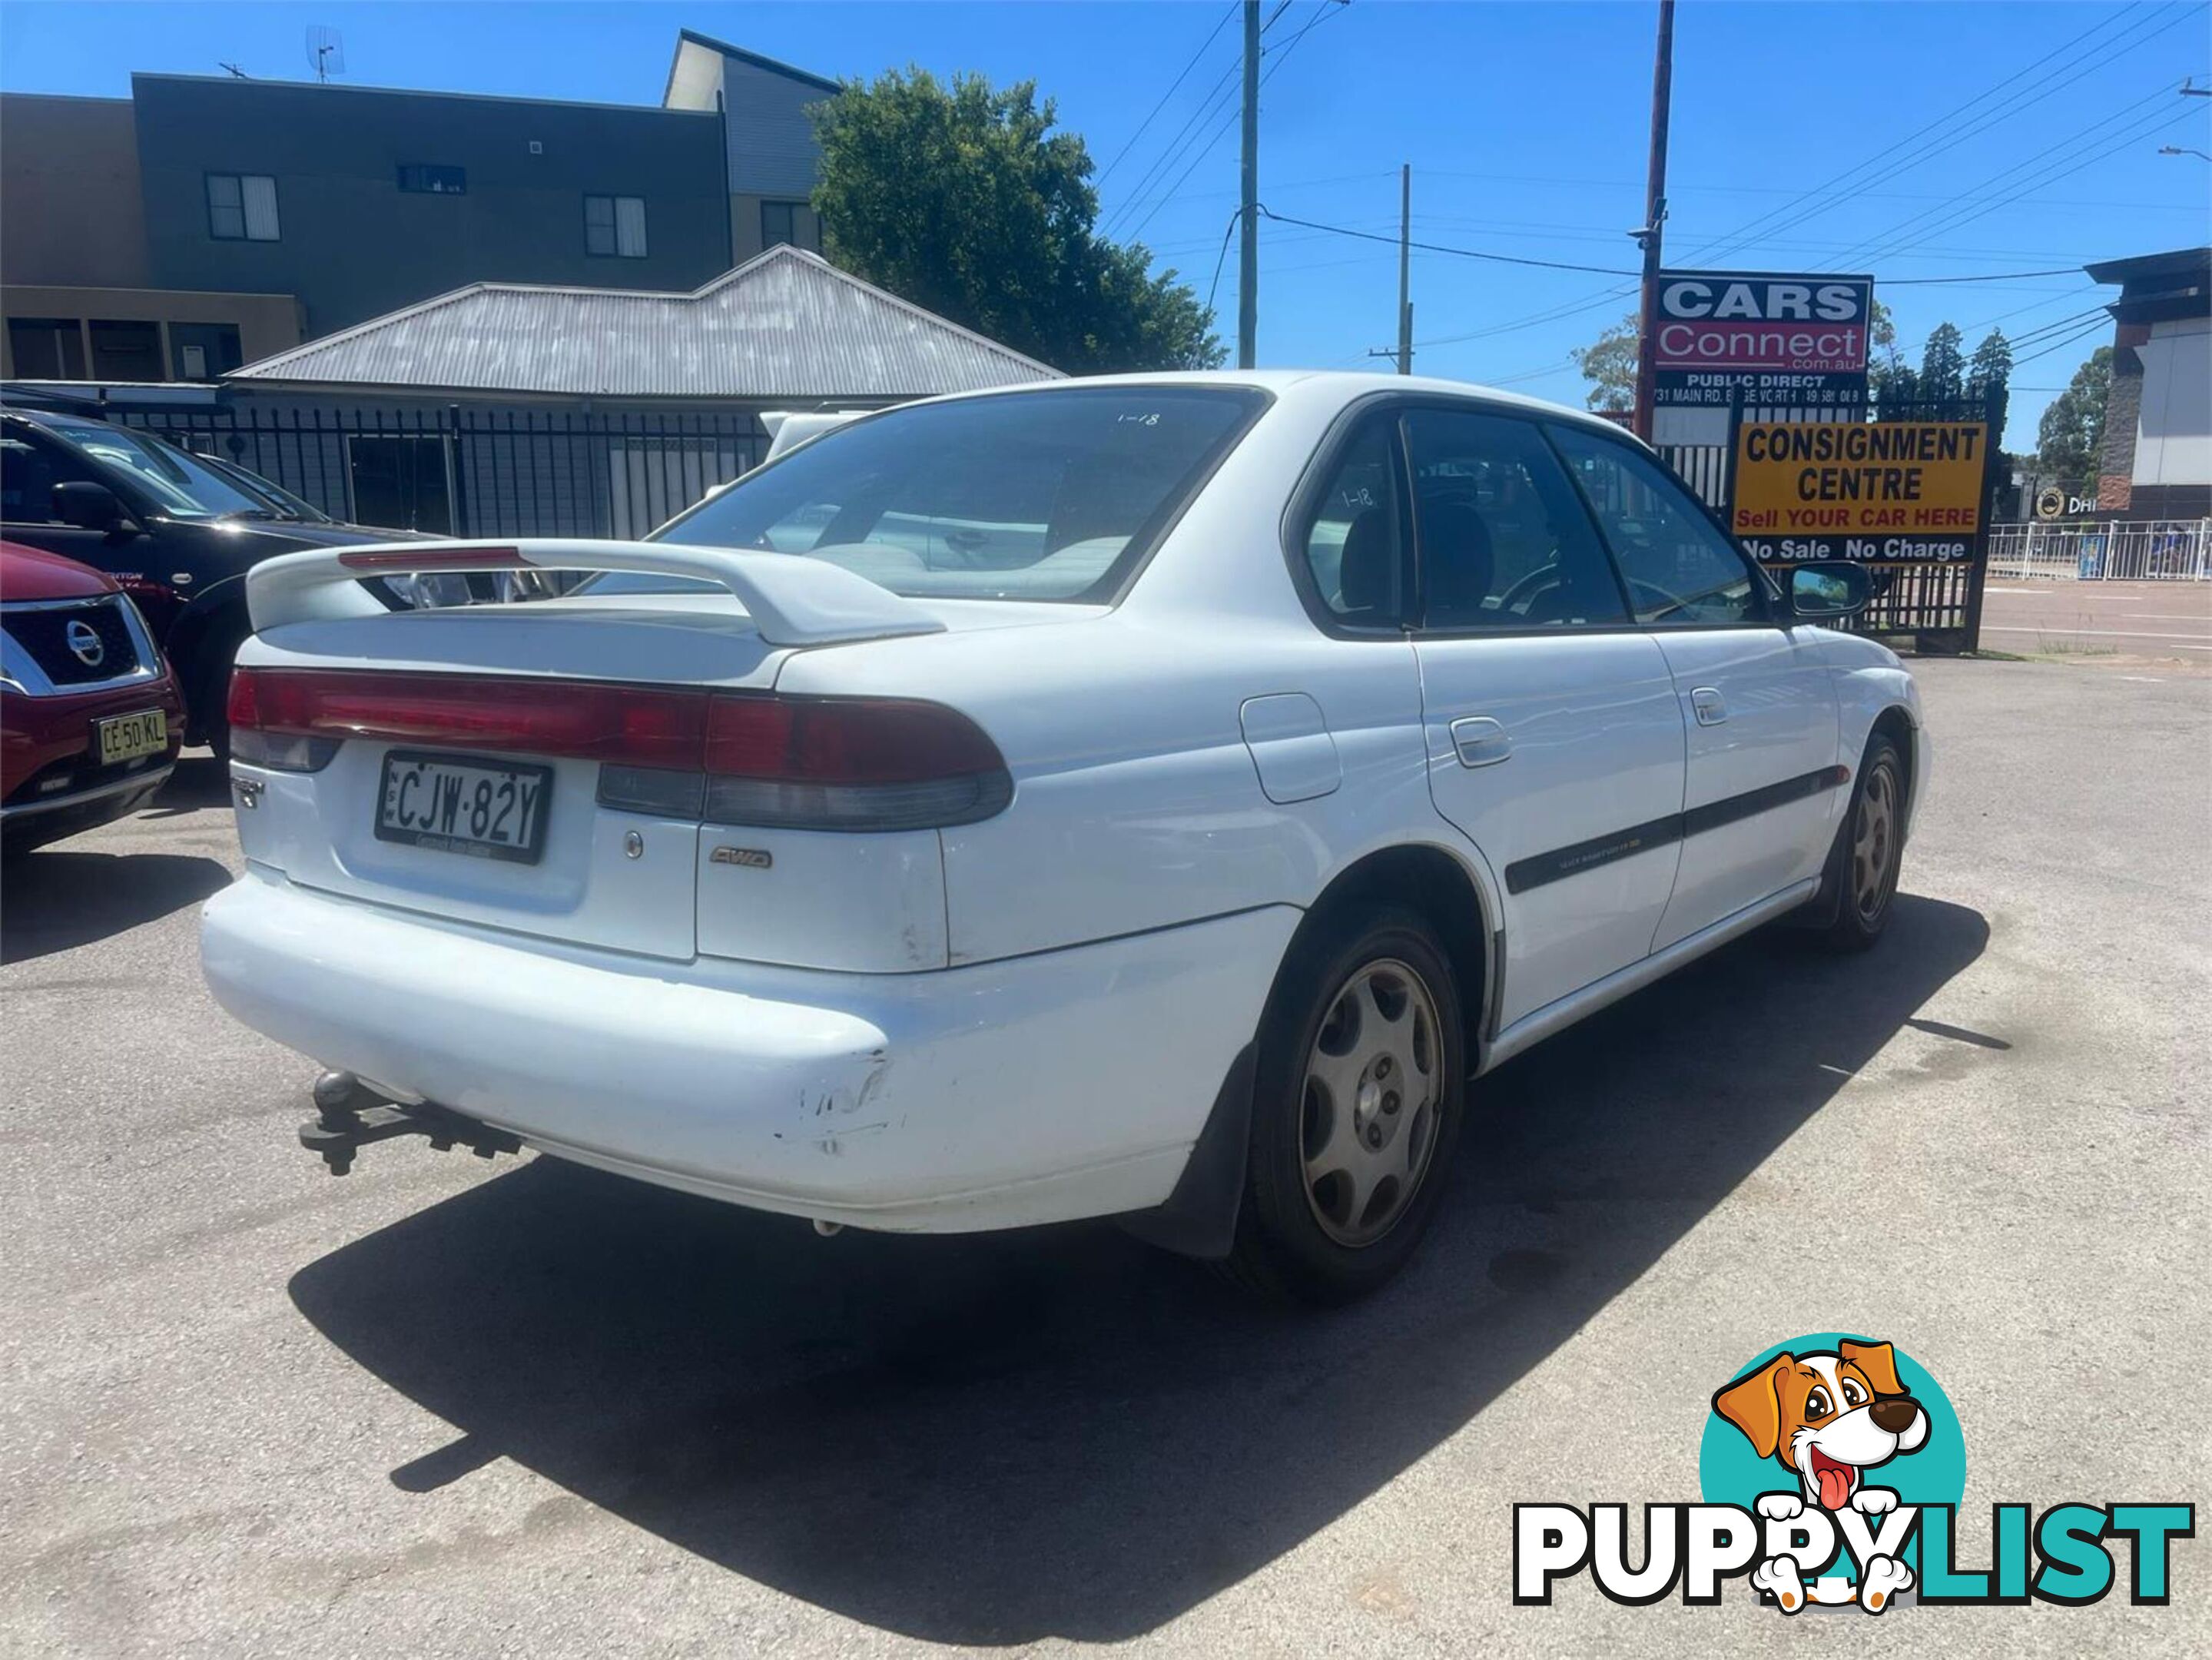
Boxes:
[5,1,2209,448]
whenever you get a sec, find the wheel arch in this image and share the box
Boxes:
[1295,840,1497,1070]
[1868,702,1917,834]
[1116,838,1498,1263]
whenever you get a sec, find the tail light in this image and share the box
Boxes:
[225,668,1012,831]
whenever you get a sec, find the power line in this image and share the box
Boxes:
[1093,2,1239,189]
[1846,98,2208,267]
[1252,206,2127,287]
[1116,1,1339,246]
[1683,2,2187,264]
[2008,314,2117,370]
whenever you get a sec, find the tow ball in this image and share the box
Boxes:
[299,1071,523,1176]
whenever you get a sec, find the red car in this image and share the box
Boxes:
[2,539,184,850]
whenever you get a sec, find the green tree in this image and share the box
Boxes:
[1919,322,1966,403]
[2035,345,2113,483]
[809,68,1222,374]
[1570,311,1640,411]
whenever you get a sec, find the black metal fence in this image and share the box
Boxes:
[118,403,766,541]
[1657,390,2004,654]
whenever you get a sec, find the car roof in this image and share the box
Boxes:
[887,368,1642,444]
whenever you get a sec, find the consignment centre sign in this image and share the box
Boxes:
[1732,420,1991,564]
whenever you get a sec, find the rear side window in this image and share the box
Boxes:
[1299,416,1406,627]
[1403,410,1627,629]
[639,387,1265,603]
[1548,426,1765,626]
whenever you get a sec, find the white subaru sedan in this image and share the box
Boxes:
[201,373,1925,1302]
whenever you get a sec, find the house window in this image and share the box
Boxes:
[207,173,280,241]
[347,434,454,534]
[585,194,648,258]
[761,200,804,250]
[397,164,467,195]
[6,317,87,380]
[169,322,244,380]
[88,320,165,381]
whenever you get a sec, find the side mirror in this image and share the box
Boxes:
[1790,562,1872,619]
[51,480,130,534]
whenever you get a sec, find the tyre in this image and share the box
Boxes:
[1819,731,1906,952]
[1221,904,1466,1304]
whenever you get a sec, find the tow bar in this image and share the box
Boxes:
[299,1071,523,1176]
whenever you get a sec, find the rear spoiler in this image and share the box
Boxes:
[244,540,948,649]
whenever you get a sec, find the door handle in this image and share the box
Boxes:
[1690,687,1727,726]
[1449,716,1512,768]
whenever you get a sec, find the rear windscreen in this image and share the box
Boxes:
[609,385,1267,603]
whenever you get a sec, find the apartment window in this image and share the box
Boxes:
[761,200,804,250]
[585,194,648,258]
[207,173,280,241]
[88,320,165,381]
[397,164,467,195]
[170,322,244,380]
[6,317,87,380]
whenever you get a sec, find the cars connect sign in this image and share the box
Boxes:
[1732,420,1993,564]
[1653,271,1875,418]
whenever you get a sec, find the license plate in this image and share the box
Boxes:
[95,709,168,765]
[375,750,552,864]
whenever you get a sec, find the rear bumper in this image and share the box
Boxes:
[201,869,1295,1232]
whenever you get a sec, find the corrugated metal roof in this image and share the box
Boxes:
[227,245,1063,398]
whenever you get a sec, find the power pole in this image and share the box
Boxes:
[1630,0,1675,443]
[1396,163,1413,374]
[1238,0,1261,369]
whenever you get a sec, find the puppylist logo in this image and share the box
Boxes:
[1514,1333,2194,1615]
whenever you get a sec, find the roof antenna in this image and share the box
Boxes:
[219,61,250,79]
[304,25,347,84]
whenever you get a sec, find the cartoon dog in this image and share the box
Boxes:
[1713,1339,1930,1612]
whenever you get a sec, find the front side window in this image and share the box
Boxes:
[1548,425,1765,626]
[585,194,648,258]
[621,387,1265,603]
[0,429,98,525]
[207,174,280,241]
[1403,409,1627,629]
[1299,416,1406,627]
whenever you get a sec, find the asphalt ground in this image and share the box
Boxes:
[1978,578,2212,659]
[2,654,2207,1658]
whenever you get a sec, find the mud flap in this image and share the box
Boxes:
[1112,1044,1255,1260]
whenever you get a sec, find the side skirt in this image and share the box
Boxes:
[1479,878,1819,1074]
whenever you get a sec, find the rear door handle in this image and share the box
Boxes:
[1690,687,1727,726]
[1449,716,1512,768]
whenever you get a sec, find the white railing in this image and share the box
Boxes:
[1988,520,2212,582]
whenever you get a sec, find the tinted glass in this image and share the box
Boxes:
[45,417,266,520]
[1,430,95,524]
[1300,417,1405,626]
[632,387,1263,603]
[1404,410,1627,629]
[1548,425,1764,625]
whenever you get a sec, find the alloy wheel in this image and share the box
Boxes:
[1852,762,1898,921]
[1298,958,1442,1247]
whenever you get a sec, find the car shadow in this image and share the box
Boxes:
[290,894,1988,1644]
[141,752,233,815]
[0,845,231,964]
